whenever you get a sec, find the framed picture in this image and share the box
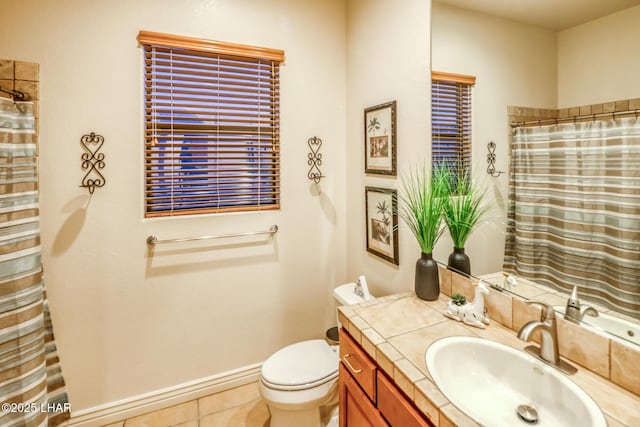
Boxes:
[365,186,399,265]
[364,101,396,175]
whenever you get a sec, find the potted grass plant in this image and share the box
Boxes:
[439,166,489,276]
[398,163,448,300]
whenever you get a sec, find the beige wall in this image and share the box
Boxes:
[558,5,640,108]
[430,2,640,275]
[10,0,635,415]
[431,3,557,275]
[0,0,347,411]
[345,0,431,296]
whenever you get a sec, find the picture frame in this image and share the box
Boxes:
[364,101,397,175]
[365,186,399,265]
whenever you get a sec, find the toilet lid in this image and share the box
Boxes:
[262,339,338,387]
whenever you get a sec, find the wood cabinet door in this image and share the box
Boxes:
[339,363,388,427]
[377,372,433,427]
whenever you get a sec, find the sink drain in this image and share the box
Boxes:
[516,404,539,424]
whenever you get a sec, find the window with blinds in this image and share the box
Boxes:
[138,31,284,217]
[431,71,475,185]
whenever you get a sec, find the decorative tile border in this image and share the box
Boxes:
[0,59,39,135]
[508,97,640,125]
[339,281,640,426]
[447,269,640,396]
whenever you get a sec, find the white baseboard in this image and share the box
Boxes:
[64,363,262,427]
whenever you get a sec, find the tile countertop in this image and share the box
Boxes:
[337,292,640,427]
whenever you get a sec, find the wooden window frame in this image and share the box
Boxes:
[139,31,284,218]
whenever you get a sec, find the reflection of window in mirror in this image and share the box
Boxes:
[431,71,476,189]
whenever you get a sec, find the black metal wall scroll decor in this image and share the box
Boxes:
[486,141,504,177]
[80,132,106,194]
[307,136,324,183]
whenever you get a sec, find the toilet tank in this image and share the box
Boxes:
[333,282,374,306]
[330,281,375,343]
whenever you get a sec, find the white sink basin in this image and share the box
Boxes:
[425,336,606,427]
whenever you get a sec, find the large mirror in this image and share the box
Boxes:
[431,0,640,347]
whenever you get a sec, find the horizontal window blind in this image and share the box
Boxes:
[432,71,475,182]
[139,31,284,217]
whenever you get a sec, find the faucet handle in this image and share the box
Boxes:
[525,300,556,321]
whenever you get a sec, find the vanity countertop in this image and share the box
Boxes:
[338,291,640,427]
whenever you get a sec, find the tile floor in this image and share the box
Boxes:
[103,382,270,427]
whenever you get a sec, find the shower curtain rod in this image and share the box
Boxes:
[511,108,640,128]
[0,86,27,101]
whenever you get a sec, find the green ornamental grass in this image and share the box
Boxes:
[440,166,489,249]
[398,163,449,254]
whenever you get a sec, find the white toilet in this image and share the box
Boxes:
[259,279,374,427]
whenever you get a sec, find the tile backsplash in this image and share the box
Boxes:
[508,97,640,126]
[0,59,39,142]
[440,266,640,397]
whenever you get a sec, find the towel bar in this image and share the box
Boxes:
[146,224,278,245]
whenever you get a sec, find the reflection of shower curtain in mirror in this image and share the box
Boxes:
[504,116,640,318]
[0,98,70,425]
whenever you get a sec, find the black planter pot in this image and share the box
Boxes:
[415,252,440,300]
[448,247,471,276]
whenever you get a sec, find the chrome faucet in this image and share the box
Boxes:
[580,306,600,320]
[567,303,600,322]
[564,286,599,322]
[518,301,559,363]
[517,301,577,375]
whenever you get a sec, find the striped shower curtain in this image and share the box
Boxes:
[0,98,70,426]
[504,116,640,318]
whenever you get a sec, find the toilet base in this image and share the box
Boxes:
[269,406,322,427]
[267,401,338,427]
[326,412,339,427]
[261,379,338,427]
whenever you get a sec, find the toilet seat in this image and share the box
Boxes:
[261,370,339,391]
[261,339,339,391]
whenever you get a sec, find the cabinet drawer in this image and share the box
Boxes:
[377,372,432,427]
[340,328,377,402]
